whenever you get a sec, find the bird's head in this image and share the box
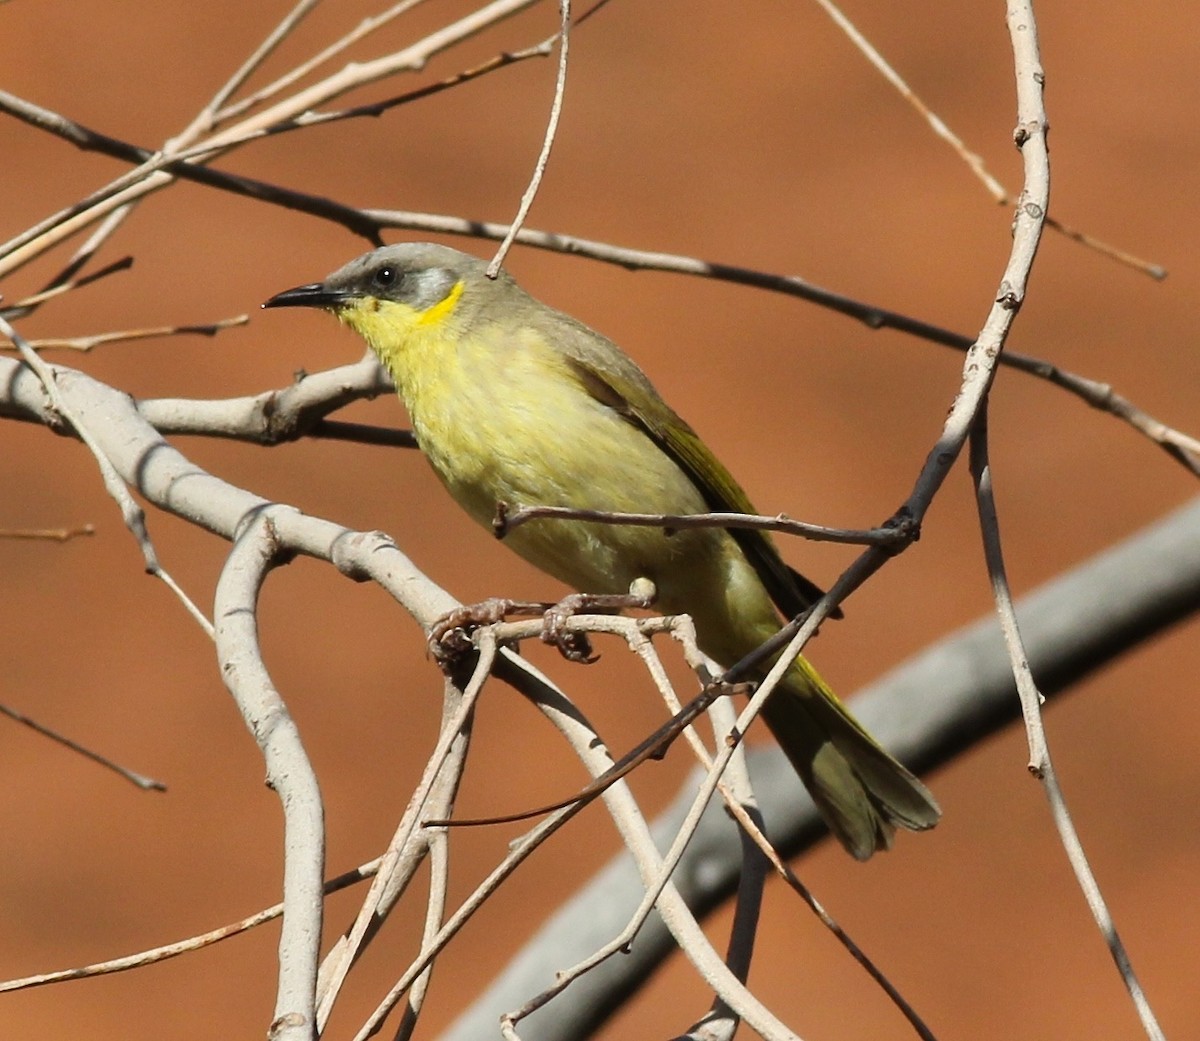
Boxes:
[263,242,508,355]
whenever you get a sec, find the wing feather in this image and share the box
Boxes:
[543,313,838,621]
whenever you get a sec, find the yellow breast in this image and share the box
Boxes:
[340,291,782,663]
[345,296,724,597]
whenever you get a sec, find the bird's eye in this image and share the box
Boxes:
[374,266,399,289]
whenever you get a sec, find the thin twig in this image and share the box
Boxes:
[0,858,381,995]
[647,633,937,1041]
[1,316,247,353]
[810,0,1165,280]
[428,616,740,827]
[392,828,452,1041]
[526,654,809,1041]
[210,0,434,126]
[746,824,938,1041]
[68,5,592,182]
[811,0,1004,201]
[0,702,166,791]
[317,636,490,1030]
[386,675,472,1041]
[177,0,326,138]
[0,0,543,278]
[488,0,571,275]
[34,209,138,302]
[0,316,214,637]
[969,406,1167,1041]
[261,0,612,138]
[0,523,95,541]
[497,635,758,1037]
[490,608,934,1041]
[353,680,626,1039]
[350,614,788,1040]
[1,255,133,319]
[673,695,766,1041]
[495,501,915,547]
[364,642,808,1041]
[306,419,419,448]
[0,89,379,261]
[669,636,938,1040]
[501,615,819,1041]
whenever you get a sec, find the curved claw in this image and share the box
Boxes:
[541,619,598,664]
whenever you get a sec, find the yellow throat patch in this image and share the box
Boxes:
[335,279,465,360]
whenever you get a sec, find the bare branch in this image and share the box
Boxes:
[0,316,247,353]
[0,702,166,791]
[969,407,1166,1041]
[495,501,914,547]
[0,317,214,636]
[0,0,543,278]
[2,255,133,318]
[178,0,326,135]
[671,695,769,1041]
[214,509,325,1041]
[318,652,485,1031]
[0,523,95,541]
[811,0,1165,280]
[0,859,382,995]
[209,0,435,126]
[137,356,396,444]
[489,0,571,274]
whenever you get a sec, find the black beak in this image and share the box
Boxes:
[262,282,352,310]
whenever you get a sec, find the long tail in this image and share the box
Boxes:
[758,656,940,860]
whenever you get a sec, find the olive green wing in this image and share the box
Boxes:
[549,313,836,621]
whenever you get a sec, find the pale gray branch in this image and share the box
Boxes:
[214,510,325,1041]
[970,413,1165,1041]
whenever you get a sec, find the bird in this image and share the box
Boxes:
[263,242,940,859]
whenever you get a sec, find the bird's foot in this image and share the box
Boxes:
[540,580,658,664]
[429,597,552,663]
[429,595,596,663]
[429,581,657,666]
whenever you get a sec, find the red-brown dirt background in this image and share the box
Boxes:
[3,3,1198,1039]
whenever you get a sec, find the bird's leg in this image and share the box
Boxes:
[540,578,658,664]
[429,596,555,661]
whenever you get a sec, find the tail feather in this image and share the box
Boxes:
[759,660,940,860]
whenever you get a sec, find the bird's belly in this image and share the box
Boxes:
[415,375,720,599]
